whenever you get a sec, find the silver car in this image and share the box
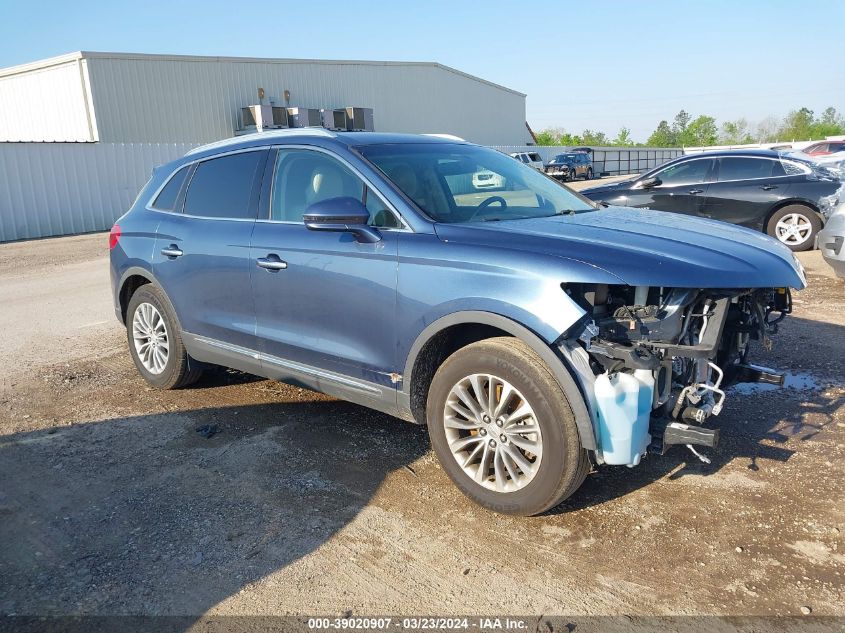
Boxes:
[819,195,845,278]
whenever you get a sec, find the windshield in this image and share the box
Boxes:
[359,143,596,223]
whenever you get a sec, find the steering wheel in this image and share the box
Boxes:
[468,195,508,221]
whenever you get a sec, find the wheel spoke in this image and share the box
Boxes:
[445,399,476,422]
[449,434,484,452]
[475,442,491,483]
[492,383,514,418]
[454,385,483,420]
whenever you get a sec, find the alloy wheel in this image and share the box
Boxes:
[775,212,813,247]
[443,374,543,493]
[132,302,169,374]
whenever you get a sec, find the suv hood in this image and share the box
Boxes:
[434,207,806,289]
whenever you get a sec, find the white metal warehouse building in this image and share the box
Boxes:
[0,51,534,242]
[0,51,531,145]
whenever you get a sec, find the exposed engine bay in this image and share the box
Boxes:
[565,284,792,465]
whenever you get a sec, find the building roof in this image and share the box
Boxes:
[0,50,526,97]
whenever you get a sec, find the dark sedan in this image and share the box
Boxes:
[581,150,841,251]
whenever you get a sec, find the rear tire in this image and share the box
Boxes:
[426,337,589,516]
[766,204,821,252]
[586,167,593,180]
[126,285,204,389]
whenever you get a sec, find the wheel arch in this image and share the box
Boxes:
[116,266,165,324]
[763,198,825,233]
[401,311,596,450]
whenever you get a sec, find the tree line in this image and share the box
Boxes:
[534,106,845,148]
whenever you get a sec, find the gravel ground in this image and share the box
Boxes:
[0,227,843,620]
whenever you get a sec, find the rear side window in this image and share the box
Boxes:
[529,153,541,162]
[717,157,778,181]
[152,166,189,211]
[184,151,266,219]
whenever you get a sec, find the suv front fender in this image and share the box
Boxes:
[401,310,597,450]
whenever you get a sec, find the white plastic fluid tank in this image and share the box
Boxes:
[594,370,654,466]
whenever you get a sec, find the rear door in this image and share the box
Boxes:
[702,156,787,229]
[622,157,715,216]
[153,149,268,350]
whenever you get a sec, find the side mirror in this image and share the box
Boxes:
[639,176,662,189]
[303,197,381,243]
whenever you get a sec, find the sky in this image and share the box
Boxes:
[0,0,842,142]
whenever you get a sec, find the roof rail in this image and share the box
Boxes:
[186,128,337,155]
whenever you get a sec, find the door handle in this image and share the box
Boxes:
[688,189,704,194]
[760,184,778,190]
[160,245,183,258]
[256,254,288,271]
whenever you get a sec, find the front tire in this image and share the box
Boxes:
[426,337,589,516]
[766,204,821,252]
[126,285,204,389]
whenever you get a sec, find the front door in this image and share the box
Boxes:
[249,147,402,401]
[624,157,715,217]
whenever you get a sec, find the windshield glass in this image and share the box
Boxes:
[359,143,596,223]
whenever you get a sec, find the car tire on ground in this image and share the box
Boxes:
[586,167,593,180]
[766,204,821,252]
[426,337,589,516]
[125,284,204,389]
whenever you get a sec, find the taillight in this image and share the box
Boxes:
[109,224,121,250]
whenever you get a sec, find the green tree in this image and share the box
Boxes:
[534,130,559,146]
[719,118,753,145]
[779,107,815,140]
[810,107,845,138]
[612,127,635,146]
[683,115,718,147]
[672,110,691,136]
[647,120,677,147]
[580,129,609,146]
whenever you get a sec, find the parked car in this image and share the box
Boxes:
[510,151,545,171]
[111,131,804,516]
[545,151,593,181]
[581,150,841,251]
[802,141,845,156]
[472,168,505,189]
[818,186,845,278]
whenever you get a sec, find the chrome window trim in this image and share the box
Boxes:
[713,156,812,184]
[634,155,813,189]
[259,144,412,232]
[632,155,716,189]
[145,147,269,219]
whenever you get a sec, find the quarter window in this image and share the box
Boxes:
[152,166,190,211]
[183,151,266,219]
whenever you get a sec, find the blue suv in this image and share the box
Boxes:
[111,130,805,515]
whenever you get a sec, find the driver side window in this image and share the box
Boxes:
[270,149,401,228]
[654,158,714,186]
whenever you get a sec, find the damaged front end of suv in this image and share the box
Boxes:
[562,281,798,466]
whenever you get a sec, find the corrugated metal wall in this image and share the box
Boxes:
[83,54,530,146]
[0,56,97,142]
[493,146,683,176]
[0,143,196,242]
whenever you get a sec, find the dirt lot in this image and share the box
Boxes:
[1,223,843,620]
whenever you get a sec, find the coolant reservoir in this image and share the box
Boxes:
[594,370,654,466]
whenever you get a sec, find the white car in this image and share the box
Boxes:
[510,151,545,171]
[472,169,505,189]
